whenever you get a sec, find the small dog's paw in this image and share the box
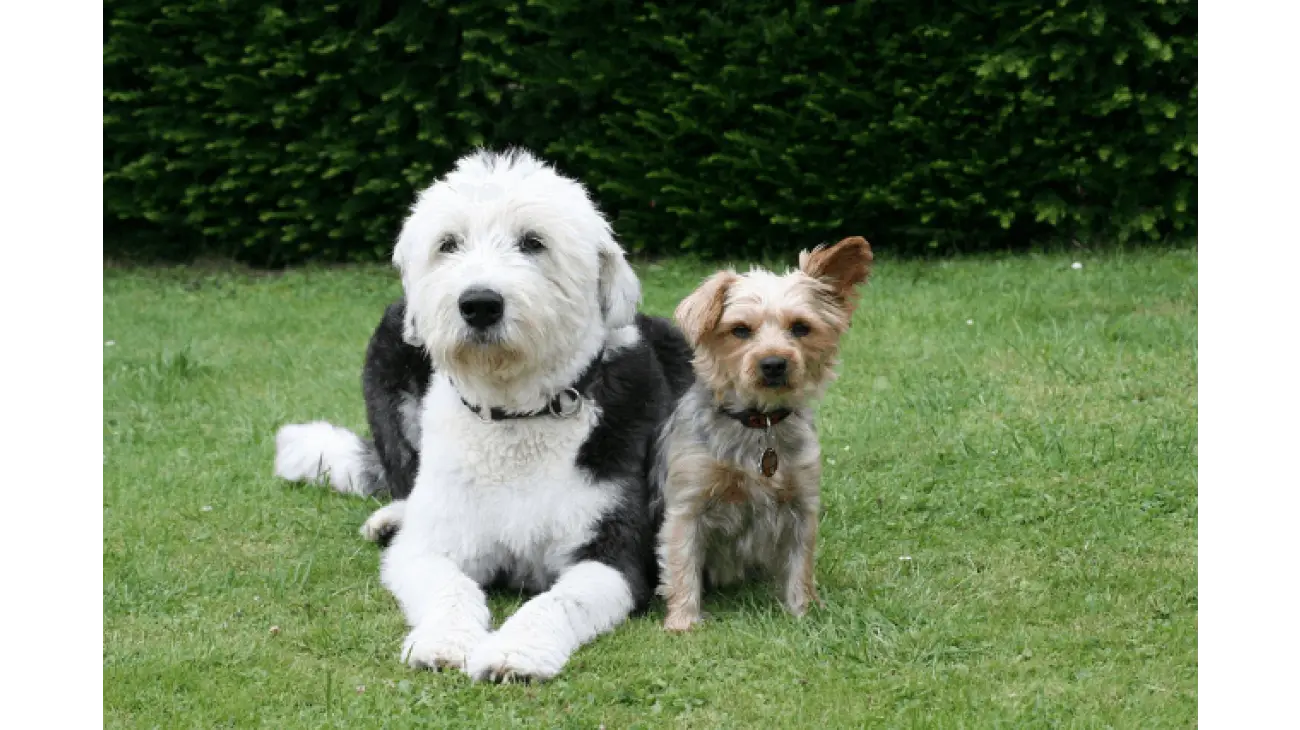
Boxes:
[663,611,703,633]
[401,619,488,672]
[783,585,821,617]
[465,631,567,683]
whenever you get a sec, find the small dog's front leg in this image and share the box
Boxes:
[660,508,705,632]
[782,507,821,617]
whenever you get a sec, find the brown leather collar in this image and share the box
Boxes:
[719,407,793,429]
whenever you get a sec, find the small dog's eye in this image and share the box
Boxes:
[791,322,811,338]
[731,325,752,339]
[518,232,546,254]
[438,235,460,254]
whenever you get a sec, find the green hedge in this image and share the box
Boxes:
[105,0,1196,264]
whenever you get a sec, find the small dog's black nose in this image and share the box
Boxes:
[458,288,504,329]
[759,356,789,385]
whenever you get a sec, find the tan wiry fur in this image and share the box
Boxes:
[655,237,872,631]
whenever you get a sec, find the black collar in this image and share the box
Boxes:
[719,406,794,429]
[459,350,603,422]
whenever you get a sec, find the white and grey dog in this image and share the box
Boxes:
[274,149,692,682]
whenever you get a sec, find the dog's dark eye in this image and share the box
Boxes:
[731,325,752,339]
[791,321,811,338]
[518,232,546,254]
[438,235,460,254]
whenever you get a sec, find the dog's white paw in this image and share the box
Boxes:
[360,502,406,543]
[401,618,489,672]
[465,630,568,683]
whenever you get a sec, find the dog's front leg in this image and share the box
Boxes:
[381,538,491,671]
[660,504,706,632]
[466,561,635,683]
[781,497,822,617]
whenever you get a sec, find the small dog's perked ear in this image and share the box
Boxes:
[799,236,873,311]
[675,271,738,347]
[598,235,641,330]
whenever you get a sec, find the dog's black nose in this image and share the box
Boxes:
[759,356,789,385]
[458,288,504,329]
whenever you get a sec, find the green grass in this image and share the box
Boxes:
[104,249,1197,728]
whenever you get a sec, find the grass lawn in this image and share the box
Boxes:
[104,248,1197,728]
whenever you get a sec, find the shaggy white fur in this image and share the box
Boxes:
[375,149,644,682]
[273,421,368,495]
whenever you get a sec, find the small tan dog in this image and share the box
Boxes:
[653,236,873,631]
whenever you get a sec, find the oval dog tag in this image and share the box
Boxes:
[761,448,779,477]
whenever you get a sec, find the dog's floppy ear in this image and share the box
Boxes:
[799,236,873,312]
[391,212,426,347]
[675,271,738,347]
[400,308,422,348]
[597,234,641,329]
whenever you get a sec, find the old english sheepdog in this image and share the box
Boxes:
[274,149,693,682]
